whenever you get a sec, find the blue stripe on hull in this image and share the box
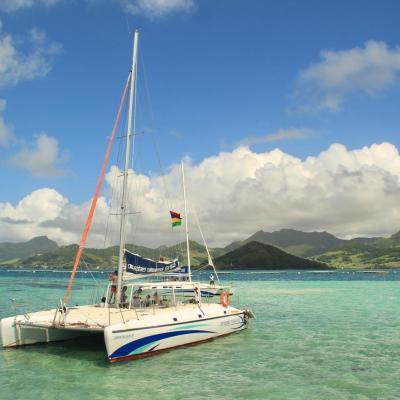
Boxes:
[110,329,214,359]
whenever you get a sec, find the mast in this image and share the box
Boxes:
[181,161,192,281]
[116,30,139,307]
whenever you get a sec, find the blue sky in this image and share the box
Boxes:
[1,0,400,246]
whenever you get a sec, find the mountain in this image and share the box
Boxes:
[312,230,400,269]
[214,241,330,270]
[224,229,345,257]
[389,231,400,242]
[155,241,225,266]
[5,228,400,270]
[5,240,222,269]
[0,236,59,264]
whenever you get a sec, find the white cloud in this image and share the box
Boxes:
[29,27,47,44]
[236,128,311,147]
[0,188,113,246]
[9,133,68,177]
[0,0,195,18]
[0,0,60,12]
[0,116,13,147]
[1,188,67,223]
[122,0,195,18]
[2,142,400,247]
[0,0,33,12]
[0,98,15,147]
[294,41,400,112]
[0,27,65,170]
[0,188,75,245]
[0,116,13,146]
[0,28,61,87]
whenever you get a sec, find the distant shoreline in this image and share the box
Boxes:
[2,267,400,273]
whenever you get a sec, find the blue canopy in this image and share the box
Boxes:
[125,250,180,275]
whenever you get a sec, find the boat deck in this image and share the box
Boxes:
[13,302,235,332]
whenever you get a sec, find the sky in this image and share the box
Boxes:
[1,0,400,248]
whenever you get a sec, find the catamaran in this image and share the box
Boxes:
[0,31,253,362]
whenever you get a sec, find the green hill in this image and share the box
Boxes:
[0,236,58,264]
[224,229,345,257]
[215,241,330,270]
[5,239,221,269]
[155,241,225,266]
[4,228,400,270]
[312,231,400,269]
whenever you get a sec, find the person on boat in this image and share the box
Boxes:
[121,286,128,307]
[209,274,215,285]
[153,291,160,305]
[133,288,142,307]
[145,294,151,307]
[108,270,118,303]
[194,286,200,304]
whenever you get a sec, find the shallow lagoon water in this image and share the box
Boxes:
[1,270,400,400]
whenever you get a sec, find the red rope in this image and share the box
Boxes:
[63,74,131,305]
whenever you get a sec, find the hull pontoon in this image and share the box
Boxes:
[1,293,251,362]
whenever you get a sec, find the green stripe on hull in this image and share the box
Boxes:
[170,323,209,331]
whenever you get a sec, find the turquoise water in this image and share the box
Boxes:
[1,270,400,400]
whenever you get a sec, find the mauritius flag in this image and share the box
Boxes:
[170,211,182,228]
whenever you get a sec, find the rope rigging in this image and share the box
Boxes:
[63,73,131,305]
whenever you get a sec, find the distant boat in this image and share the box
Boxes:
[0,31,253,362]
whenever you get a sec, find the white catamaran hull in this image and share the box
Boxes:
[0,316,87,348]
[1,303,250,361]
[105,305,247,362]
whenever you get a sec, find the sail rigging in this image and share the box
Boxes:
[64,29,221,304]
[190,198,220,283]
[181,161,192,282]
[63,73,131,306]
